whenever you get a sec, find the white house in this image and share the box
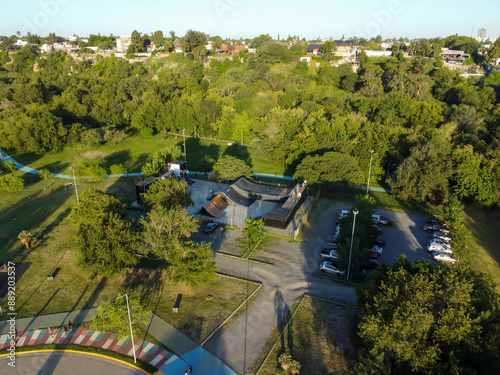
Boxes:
[116,35,132,53]
[363,50,392,57]
[300,56,311,62]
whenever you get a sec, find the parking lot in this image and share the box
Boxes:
[302,201,437,271]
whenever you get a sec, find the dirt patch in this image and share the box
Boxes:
[81,151,109,159]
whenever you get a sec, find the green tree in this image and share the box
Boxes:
[0,174,24,192]
[91,293,150,339]
[212,155,252,182]
[320,41,337,61]
[356,257,500,374]
[293,152,364,186]
[192,45,208,63]
[141,178,192,210]
[170,241,217,287]
[389,138,452,203]
[151,30,165,49]
[243,218,264,253]
[182,29,207,52]
[140,206,198,261]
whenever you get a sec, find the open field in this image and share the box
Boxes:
[254,296,358,375]
[10,134,287,176]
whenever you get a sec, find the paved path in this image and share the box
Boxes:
[0,327,176,370]
[0,351,149,374]
[0,309,235,375]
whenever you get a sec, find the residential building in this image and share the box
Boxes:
[441,48,471,63]
[116,34,132,53]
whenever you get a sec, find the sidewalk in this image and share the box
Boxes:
[0,327,177,370]
[0,310,236,375]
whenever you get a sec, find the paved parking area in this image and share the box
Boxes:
[302,201,436,269]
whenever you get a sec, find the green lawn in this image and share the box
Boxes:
[254,296,358,375]
[9,134,287,176]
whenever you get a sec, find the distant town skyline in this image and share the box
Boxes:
[2,0,500,41]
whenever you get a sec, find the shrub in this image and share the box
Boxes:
[0,174,24,192]
[109,164,126,175]
[140,127,155,138]
[38,168,52,179]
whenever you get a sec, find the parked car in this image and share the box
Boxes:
[427,243,453,254]
[319,261,345,276]
[372,214,389,225]
[362,258,379,270]
[367,251,379,260]
[327,235,338,243]
[423,223,450,234]
[324,242,339,250]
[426,216,444,225]
[203,222,219,234]
[370,245,383,255]
[429,238,450,246]
[320,249,339,261]
[375,237,386,246]
[433,252,457,264]
[432,231,452,242]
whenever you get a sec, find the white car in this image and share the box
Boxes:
[432,232,452,242]
[370,245,383,255]
[427,243,453,254]
[433,252,457,264]
[319,261,345,276]
[429,238,450,246]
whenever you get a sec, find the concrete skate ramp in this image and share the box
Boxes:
[219,188,255,207]
[201,194,229,218]
[184,174,196,186]
[230,177,293,201]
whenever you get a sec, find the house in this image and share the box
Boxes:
[306,44,323,55]
[440,48,471,63]
[300,56,311,62]
[219,44,230,53]
[174,47,183,53]
[247,47,256,53]
[116,34,132,53]
[333,39,358,58]
[232,45,246,54]
[14,40,28,47]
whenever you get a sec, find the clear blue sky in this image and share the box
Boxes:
[3,0,499,40]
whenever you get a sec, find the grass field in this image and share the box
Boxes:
[9,134,287,176]
[254,296,358,375]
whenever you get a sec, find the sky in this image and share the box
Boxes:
[2,0,499,41]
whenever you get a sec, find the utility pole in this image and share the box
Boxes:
[347,209,359,282]
[182,129,187,169]
[112,294,137,363]
[366,149,374,195]
[254,138,260,175]
[70,166,79,205]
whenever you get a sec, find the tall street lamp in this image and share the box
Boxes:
[366,149,374,195]
[347,209,359,282]
[182,129,187,169]
[70,166,79,205]
[254,138,260,175]
[112,294,137,363]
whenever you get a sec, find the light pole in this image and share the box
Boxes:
[366,149,374,195]
[182,129,187,169]
[347,209,359,282]
[112,294,137,363]
[70,166,79,205]
[254,138,260,175]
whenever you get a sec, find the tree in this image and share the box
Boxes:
[356,257,500,374]
[127,30,144,54]
[151,30,165,49]
[192,45,208,63]
[389,137,452,203]
[91,293,150,339]
[170,241,217,287]
[320,41,337,61]
[73,211,140,277]
[293,152,364,186]
[18,230,36,249]
[182,29,208,52]
[140,206,198,261]
[212,155,252,182]
[243,218,264,252]
[103,128,127,145]
[0,174,24,192]
[141,178,192,210]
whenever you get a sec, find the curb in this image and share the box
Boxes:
[217,252,274,266]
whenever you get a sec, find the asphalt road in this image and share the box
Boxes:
[0,351,147,375]
[201,201,433,374]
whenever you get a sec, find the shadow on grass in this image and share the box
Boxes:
[175,137,221,172]
[38,160,70,175]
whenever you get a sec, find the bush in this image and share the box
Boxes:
[80,128,103,146]
[0,174,24,192]
[76,159,107,181]
[1,161,17,173]
[109,164,126,175]
[140,127,155,138]
[38,168,52,179]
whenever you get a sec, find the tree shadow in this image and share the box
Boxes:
[35,207,71,242]
[174,137,221,172]
[37,160,70,175]
[222,143,252,167]
[81,277,108,310]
